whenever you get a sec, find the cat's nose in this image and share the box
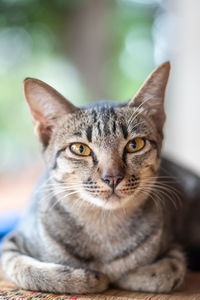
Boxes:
[102,175,123,189]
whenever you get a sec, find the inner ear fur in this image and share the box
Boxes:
[24,78,77,147]
[128,62,170,131]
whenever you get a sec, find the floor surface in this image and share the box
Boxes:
[0,271,200,299]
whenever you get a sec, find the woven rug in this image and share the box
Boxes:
[0,271,200,300]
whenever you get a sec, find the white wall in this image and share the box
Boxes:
[156,0,200,174]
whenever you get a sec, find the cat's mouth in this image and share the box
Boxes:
[106,191,121,200]
[81,186,141,210]
[83,186,137,202]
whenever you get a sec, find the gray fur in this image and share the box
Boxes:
[1,63,199,294]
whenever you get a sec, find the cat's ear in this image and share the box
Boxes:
[128,62,170,132]
[24,78,77,147]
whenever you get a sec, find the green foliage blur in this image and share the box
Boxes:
[0,0,159,172]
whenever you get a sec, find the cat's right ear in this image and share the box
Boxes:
[128,62,170,133]
[24,78,77,147]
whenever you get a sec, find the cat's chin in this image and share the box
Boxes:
[81,193,135,210]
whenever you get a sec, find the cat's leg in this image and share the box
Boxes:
[1,236,109,294]
[114,245,186,293]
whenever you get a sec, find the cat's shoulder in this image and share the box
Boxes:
[160,157,200,197]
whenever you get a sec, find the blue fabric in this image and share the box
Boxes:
[0,211,22,251]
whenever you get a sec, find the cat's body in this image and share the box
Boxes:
[1,62,200,294]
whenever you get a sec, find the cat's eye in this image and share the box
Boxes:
[125,138,145,153]
[70,143,91,156]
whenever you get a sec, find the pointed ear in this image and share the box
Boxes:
[128,62,170,132]
[24,78,77,147]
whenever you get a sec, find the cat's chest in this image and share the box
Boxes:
[41,201,162,264]
[60,211,161,263]
[64,228,133,264]
[59,218,129,260]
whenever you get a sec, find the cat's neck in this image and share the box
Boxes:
[57,193,157,238]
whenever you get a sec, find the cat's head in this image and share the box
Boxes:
[24,62,170,210]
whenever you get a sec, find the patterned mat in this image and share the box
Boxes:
[0,272,200,300]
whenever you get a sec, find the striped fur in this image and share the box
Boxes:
[2,62,200,294]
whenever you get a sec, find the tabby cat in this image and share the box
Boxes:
[1,62,200,294]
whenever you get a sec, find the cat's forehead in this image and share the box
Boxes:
[78,104,132,133]
[85,105,128,143]
[60,102,153,146]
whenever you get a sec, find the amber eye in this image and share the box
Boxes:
[125,138,145,153]
[70,143,91,156]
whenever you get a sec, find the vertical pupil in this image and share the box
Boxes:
[79,145,84,153]
[131,140,137,148]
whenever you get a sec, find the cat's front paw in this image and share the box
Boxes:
[114,246,186,293]
[118,264,184,293]
[85,270,109,293]
[62,268,109,294]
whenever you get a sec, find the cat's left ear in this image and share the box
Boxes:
[128,62,170,131]
[24,78,77,147]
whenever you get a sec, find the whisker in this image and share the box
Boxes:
[127,120,146,133]
[135,175,182,210]
[39,185,82,193]
[48,191,80,211]
[127,95,155,127]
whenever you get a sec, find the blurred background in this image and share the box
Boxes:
[0,0,200,216]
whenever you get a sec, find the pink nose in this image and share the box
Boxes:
[101,175,123,188]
